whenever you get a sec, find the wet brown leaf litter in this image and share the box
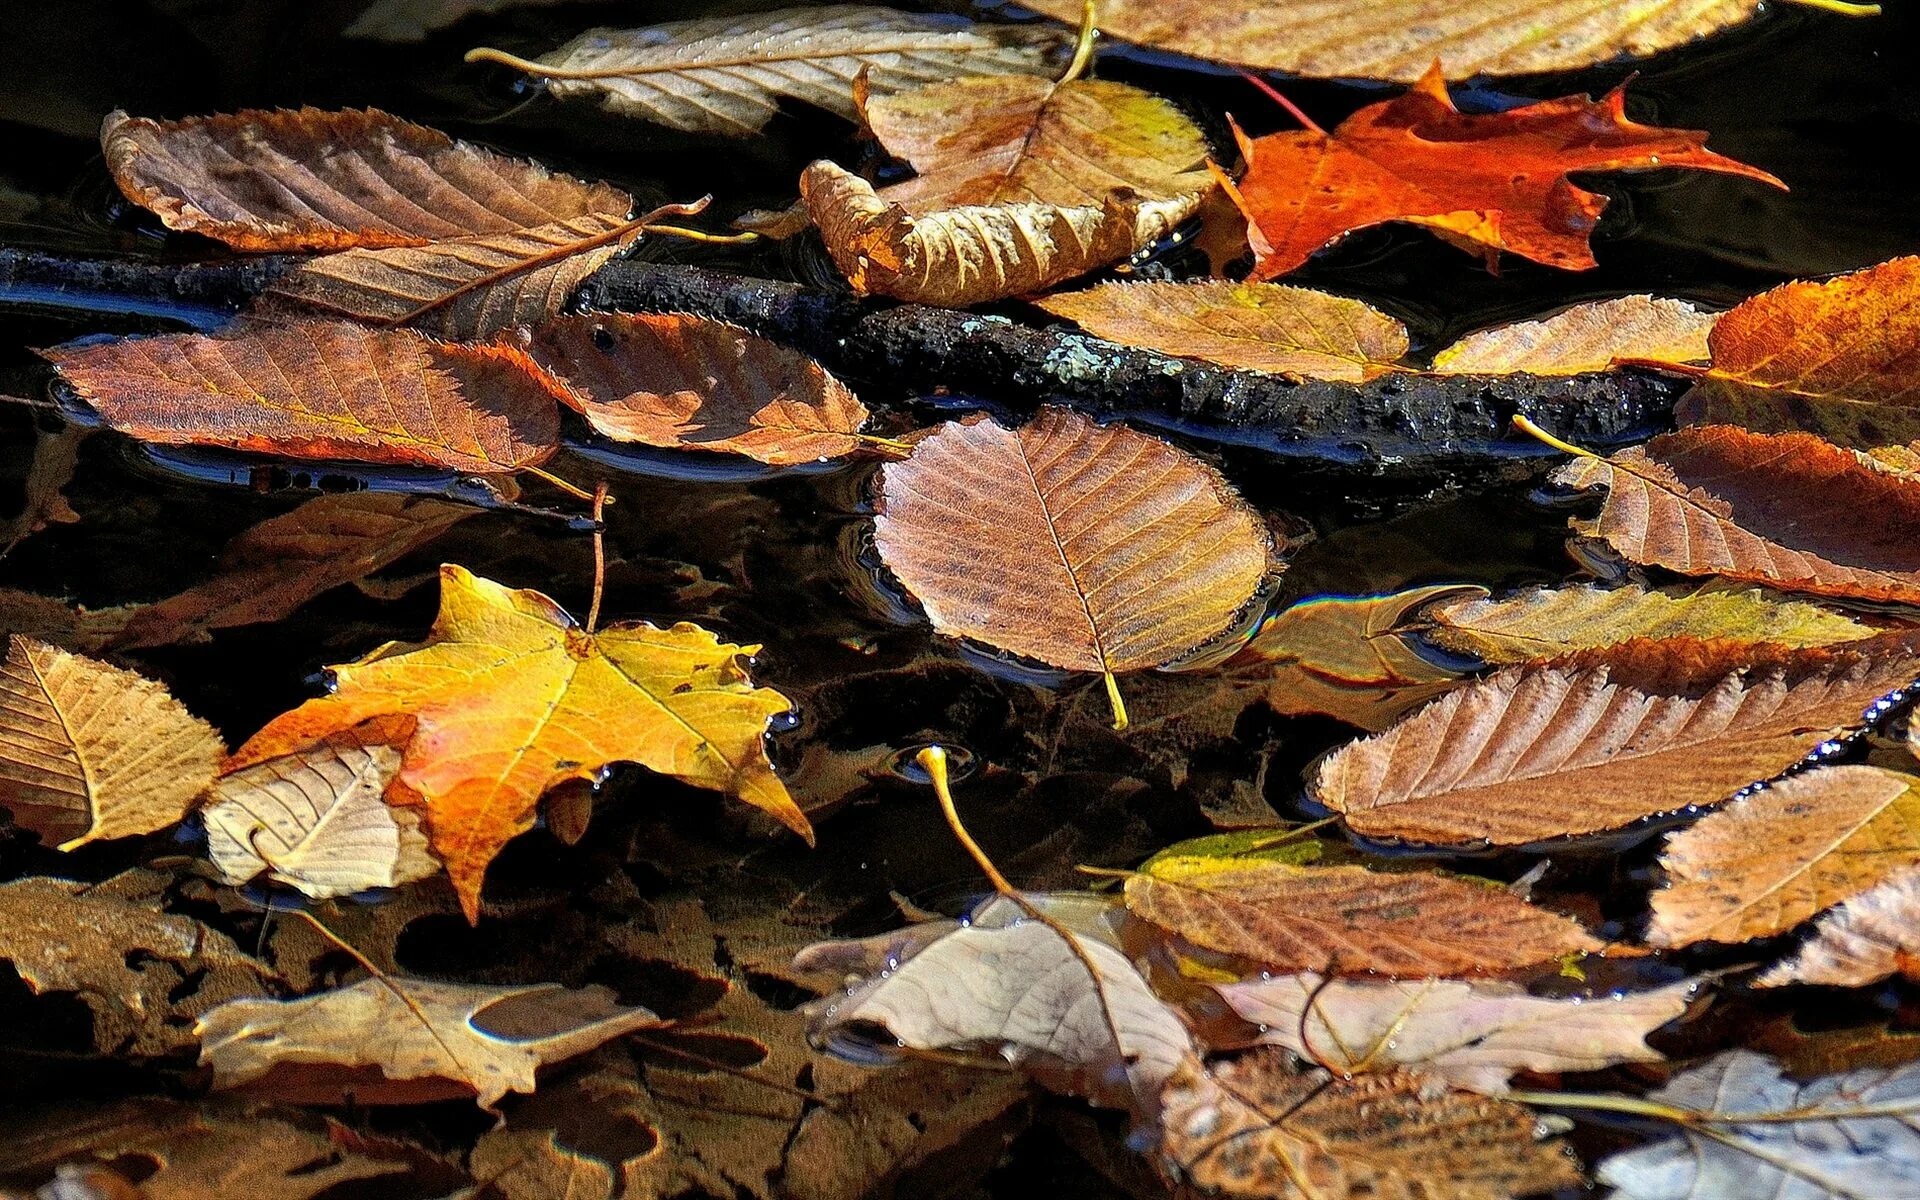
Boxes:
[5,0,1920,1196]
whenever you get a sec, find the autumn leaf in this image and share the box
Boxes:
[42,320,566,474]
[0,424,84,557]
[196,976,664,1109]
[1222,66,1782,280]
[1313,634,1920,846]
[1422,582,1876,665]
[1674,255,1920,448]
[1648,764,1920,948]
[519,313,874,465]
[1550,425,1920,605]
[1035,281,1408,381]
[1156,1048,1582,1200]
[872,407,1274,727]
[1431,296,1717,376]
[102,107,630,251]
[228,565,807,921]
[465,6,1065,137]
[1759,866,1920,989]
[1218,973,1695,1094]
[0,634,223,848]
[1124,852,1603,975]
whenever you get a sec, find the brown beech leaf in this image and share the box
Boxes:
[0,634,224,848]
[197,976,664,1109]
[1550,425,1920,605]
[0,871,276,1056]
[1675,256,1920,448]
[42,320,565,474]
[102,107,630,251]
[464,6,1065,137]
[1759,866,1920,989]
[1035,281,1408,381]
[1431,296,1716,376]
[1155,1049,1582,1200]
[519,313,872,464]
[1125,851,1603,976]
[1650,764,1920,948]
[1219,973,1694,1094]
[872,407,1273,722]
[1313,635,1920,847]
[1422,582,1876,666]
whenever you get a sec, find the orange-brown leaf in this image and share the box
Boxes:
[1432,295,1717,376]
[1551,425,1920,606]
[520,313,871,465]
[1225,66,1781,280]
[42,320,564,474]
[102,107,631,251]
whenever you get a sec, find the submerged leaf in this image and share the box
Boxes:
[1431,296,1717,376]
[1759,866,1920,989]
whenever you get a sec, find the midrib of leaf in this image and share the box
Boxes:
[1012,431,1110,676]
[21,648,93,836]
[492,34,1019,81]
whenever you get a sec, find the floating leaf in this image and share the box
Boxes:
[228,565,806,921]
[520,313,872,464]
[466,6,1064,137]
[43,320,565,474]
[1156,1048,1582,1200]
[1550,425,1920,606]
[1675,255,1920,448]
[1125,854,1603,975]
[1597,1051,1920,1200]
[1759,866,1920,989]
[102,107,630,251]
[0,425,84,557]
[1219,973,1694,1094]
[1423,582,1876,665]
[1223,66,1780,280]
[1431,296,1717,376]
[872,407,1273,724]
[1313,635,1920,846]
[0,633,223,848]
[196,976,664,1109]
[1650,764,1920,948]
[1035,281,1408,381]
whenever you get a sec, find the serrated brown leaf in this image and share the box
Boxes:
[1759,866,1920,988]
[102,107,630,251]
[520,313,871,464]
[1036,281,1408,381]
[1650,764,1920,948]
[1125,854,1603,976]
[1314,635,1920,847]
[1155,1049,1582,1200]
[872,407,1273,702]
[1431,296,1716,376]
[42,320,565,474]
[1550,425,1920,605]
[1675,256,1920,448]
[0,634,223,848]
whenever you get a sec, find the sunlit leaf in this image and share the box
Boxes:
[1431,296,1717,376]
[1759,865,1920,989]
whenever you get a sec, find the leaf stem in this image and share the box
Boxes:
[1504,1088,1707,1124]
[587,481,610,633]
[1237,70,1326,136]
[919,746,1016,896]
[524,464,597,501]
[1060,0,1098,85]
[1509,413,1603,460]
[1103,670,1129,731]
[641,225,764,247]
[1782,0,1879,14]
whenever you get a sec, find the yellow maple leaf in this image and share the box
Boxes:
[228,565,808,919]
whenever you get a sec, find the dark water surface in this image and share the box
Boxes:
[3,1,1920,1195]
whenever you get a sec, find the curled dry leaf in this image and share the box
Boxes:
[1313,634,1920,846]
[1035,281,1408,381]
[466,5,1064,137]
[102,107,630,251]
[1649,764,1920,949]
[0,634,223,848]
[1156,1048,1582,1200]
[1218,973,1694,1095]
[196,976,664,1109]
[1423,582,1875,665]
[1124,854,1602,976]
[1758,866,1920,989]
[42,320,565,474]
[1223,66,1781,280]
[1551,425,1920,605]
[520,313,871,465]
[1675,255,1920,448]
[204,718,440,900]
[1431,296,1717,376]
[1596,1050,1920,1200]
[228,565,806,921]
[872,407,1273,720]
